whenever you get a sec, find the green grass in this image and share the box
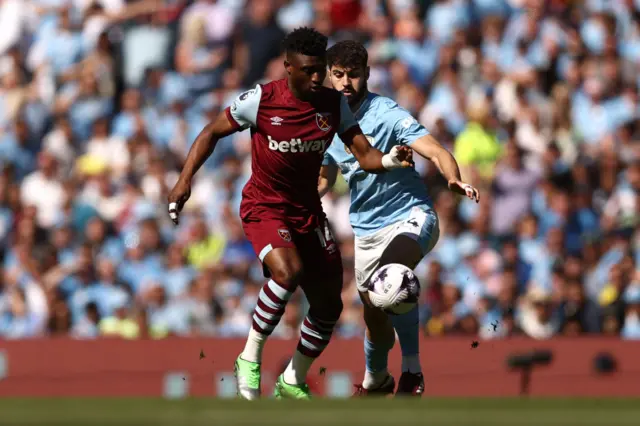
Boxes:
[1,397,639,426]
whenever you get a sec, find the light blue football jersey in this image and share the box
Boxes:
[324,92,434,237]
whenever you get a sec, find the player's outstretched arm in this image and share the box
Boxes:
[318,164,338,198]
[410,134,480,203]
[167,112,238,224]
[337,95,412,173]
[345,131,414,174]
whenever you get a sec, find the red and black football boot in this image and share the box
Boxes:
[395,372,425,397]
[352,375,396,397]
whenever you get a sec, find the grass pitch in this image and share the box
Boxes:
[1,397,639,426]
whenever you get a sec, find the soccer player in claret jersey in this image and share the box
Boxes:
[167,28,413,400]
[319,41,480,397]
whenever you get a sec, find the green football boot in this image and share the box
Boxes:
[234,355,261,400]
[273,374,312,400]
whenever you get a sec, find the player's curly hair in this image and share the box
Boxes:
[326,40,368,70]
[281,27,328,57]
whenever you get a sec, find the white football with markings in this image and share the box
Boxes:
[368,263,420,315]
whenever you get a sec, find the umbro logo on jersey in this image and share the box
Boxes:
[267,135,328,153]
[271,116,283,126]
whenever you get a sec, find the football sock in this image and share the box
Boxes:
[390,305,422,373]
[363,333,394,388]
[241,329,267,363]
[283,350,315,385]
[242,280,293,363]
[284,314,337,385]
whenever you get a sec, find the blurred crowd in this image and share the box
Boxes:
[0,0,638,342]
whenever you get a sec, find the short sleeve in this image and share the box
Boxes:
[390,107,429,146]
[337,95,358,135]
[225,85,262,130]
[322,150,336,166]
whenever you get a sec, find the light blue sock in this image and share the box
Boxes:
[390,305,421,373]
[363,332,395,388]
[364,335,390,373]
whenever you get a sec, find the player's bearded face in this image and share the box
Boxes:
[329,65,368,106]
[285,53,327,99]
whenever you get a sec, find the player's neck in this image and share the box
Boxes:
[350,89,369,114]
[287,79,312,102]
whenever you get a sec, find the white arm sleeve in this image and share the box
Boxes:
[338,95,358,135]
[228,84,262,130]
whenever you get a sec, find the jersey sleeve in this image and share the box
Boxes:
[389,106,429,146]
[322,138,338,166]
[322,152,335,166]
[225,85,262,130]
[337,95,358,135]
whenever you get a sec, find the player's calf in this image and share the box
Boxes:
[379,236,424,379]
[359,294,396,392]
[237,248,303,400]
[283,306,342,383]
[390,305,422,376]
[278,278,343,394]
[241,279,296,363]
[355,234,426,396]
[241,248,303,363]
[236,278,295,400]
[390,322,424,395]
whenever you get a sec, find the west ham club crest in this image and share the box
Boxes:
[316,113,332,132]
[278,229,292,242]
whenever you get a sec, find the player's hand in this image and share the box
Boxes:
[448,180,480,203]
[167,178,192,225]
[393,145,414,168]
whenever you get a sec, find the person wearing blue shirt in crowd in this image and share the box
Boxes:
[318,41,479,397]
[0,119,36,181]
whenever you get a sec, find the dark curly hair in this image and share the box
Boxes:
[326,40,368,70]
[281,27,328,57]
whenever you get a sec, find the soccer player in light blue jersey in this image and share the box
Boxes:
[319,41,480,396]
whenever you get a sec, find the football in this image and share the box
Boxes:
[367,263,420,315]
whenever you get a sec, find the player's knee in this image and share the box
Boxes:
[309,296,342,323]
[367,326,395,350]
[326,298,343,322]
[270,263,304,289]
[327,276,344,321]
[379,235,422,269]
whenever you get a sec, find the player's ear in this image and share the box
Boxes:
[365,66,370,81]
[284,59,292,75]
